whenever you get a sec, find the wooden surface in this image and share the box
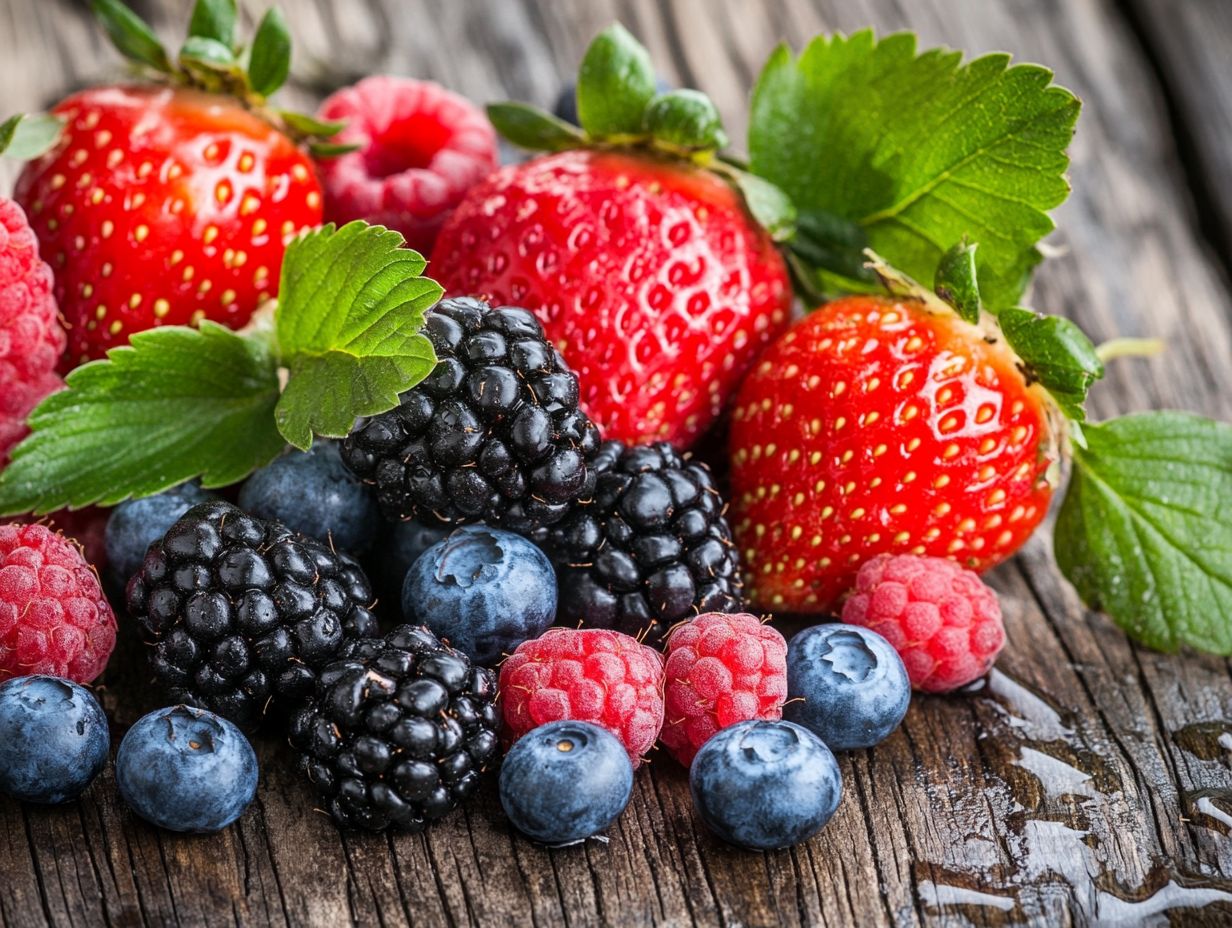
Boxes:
[3,1,1232,925]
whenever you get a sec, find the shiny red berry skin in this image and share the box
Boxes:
[432,150,792,447]
[729,295,1057,613]
[15,86,323,366]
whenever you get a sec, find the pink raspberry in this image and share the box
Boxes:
[18,508,110,572]
[315,76,498,254]
[842,554,1005,693]
[660,613,788,767]
[499,628,664,767]
[0,523,117,683]
[0,197,65,466]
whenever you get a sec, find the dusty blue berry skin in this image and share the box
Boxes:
[105,482,212,583]
[402,525,557,666]
[238,442,378,554]
[784,624,911,751]
[690,720,841,850]
[116,705,258,833]
[500,721,633,845]
[0,676,110,804]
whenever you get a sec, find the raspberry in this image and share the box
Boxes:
[841,554,1005,693]
[20,508,110,572]
[315,76,498,254]
[660,613,788,767]
[0,197,65,466]
[499,628,665,767]
[0,523,117,683]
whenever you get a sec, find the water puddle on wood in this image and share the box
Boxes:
[916,668,1232,924]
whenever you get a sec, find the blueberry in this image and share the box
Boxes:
[689,720,841,850]
[553,78,674,126]
[784,624,910,751]
[116,705,258,833]
[499,721,633,845]
[105,482,212,584]
[402,525,557,666]
[0,676,110,804]
[238,442,378,554]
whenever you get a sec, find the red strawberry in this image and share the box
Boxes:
[15,86,322,366]
[433,150,791,447]
[729,294,1059,612]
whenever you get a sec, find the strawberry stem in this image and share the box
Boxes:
[1095,337,1166,364]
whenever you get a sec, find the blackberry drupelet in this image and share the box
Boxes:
[125,500,379,728]
[289,624,500,832]
[341,297,602,533]
[542,441,744,645]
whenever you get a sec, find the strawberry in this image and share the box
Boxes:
[433,150,791,446]
[729,292,1062,613]
[5,1,342,366]
[431,26,792,448]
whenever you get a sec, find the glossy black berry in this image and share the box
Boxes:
[125,501,379,729]
[539,441,744,645]
[289,625,500,832]
[341,297,602,533]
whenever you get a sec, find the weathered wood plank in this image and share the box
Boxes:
[2,0,1232,926]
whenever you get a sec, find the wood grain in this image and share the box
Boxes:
[2,1,1232,925]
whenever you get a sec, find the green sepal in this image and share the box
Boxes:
[0,114,64,160]
[247,7,292,97]
[643,90,727,154]
[188,0,237,48]
[934,239,981,324]
[1055,413,1232,655]
[279,110,347,138]
[792,211,875,286]
[713,165,796,242]
[90,0,173,72]
[487,102,585,152]
[308,140,362,158]
[997,307,1103,421]
[179,35,240,74]
[576,24,657,138]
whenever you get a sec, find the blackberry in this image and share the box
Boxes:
[125,501,378,728]
[341,297,602,533]
[289,624,500,832]
[541,441,744,645]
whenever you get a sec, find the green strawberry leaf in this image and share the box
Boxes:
[934,239,981,324]
[0,323,283,515]
[90,0,173,73]
[748,31,1079,309]
[997,307,1103,422]
[274,222,441,449]
[187,0,237,49]
[643,90,728,154]
[0,114,64,160]
[247,7,292,97]
[1055,413,1232,655]
[792,209,875,287]
[487,103,586,153]
[576,24,657,138]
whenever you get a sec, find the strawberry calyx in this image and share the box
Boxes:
[488,24,799,244]
[0,0,352,161]
[863,245,1103,446]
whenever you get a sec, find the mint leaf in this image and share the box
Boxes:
[0,324,283,515]
[487,103,585,152]
[934,240,981,324]
[998,307,1102,421]
[577,24,656,138]
[90,0,172,72]
[0,114,64,160]
[643,90,727,153]
[748,31,1078,309]
[274,222,441,449]
[1055,413,1232,655]
[188,0,236,48]
[247,7,291,97]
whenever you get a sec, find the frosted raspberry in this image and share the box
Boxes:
[0,523,117,683]
[0,197,66,466]
[660,612,787,767]
[842,554,1005,693]
[315,76,498,254]
[499,628,664,766]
